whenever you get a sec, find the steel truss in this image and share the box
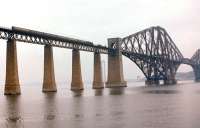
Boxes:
[191,49,200,65]
[111,26,184,81]
[0,26,199,82]
[191,49,200,81]
[0,27,108,54]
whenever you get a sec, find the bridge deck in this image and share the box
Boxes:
[0,26,108,54]
[0,26,198,67]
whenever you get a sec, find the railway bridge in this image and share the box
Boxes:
[0,26,199,95]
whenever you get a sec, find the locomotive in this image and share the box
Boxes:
[12,26,94,46]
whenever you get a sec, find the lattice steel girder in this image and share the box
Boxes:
[122,51,180,80]
[0,26,108,54]
[110,26,184,81]
[191,49,200,65]
[112,26,183,62]
[191,49,200,81]
[193,65,200,81]
[1,25,198,82]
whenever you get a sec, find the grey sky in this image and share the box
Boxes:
[0,0,199,85]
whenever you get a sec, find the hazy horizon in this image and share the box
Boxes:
[0,0,199,85]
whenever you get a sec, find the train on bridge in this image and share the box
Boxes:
[0,25,199,95]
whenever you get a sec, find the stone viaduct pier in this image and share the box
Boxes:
[0,26,199,95]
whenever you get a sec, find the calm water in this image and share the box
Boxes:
[0,81,200,128]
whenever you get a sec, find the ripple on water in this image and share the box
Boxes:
[143,90,180,94]
[6,115,22,123]
[46,114,55,120]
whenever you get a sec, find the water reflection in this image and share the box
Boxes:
[71,90,83,97]
[143,90,179,94]
[109,88,125,95]
[1,82,200,128]
[94,89,103,96]
[43,93,57,128]
[5,96,23,128]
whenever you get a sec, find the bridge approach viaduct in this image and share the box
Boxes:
[0,26,199,95]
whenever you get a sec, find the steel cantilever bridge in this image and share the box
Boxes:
[0,25,200,94]
[110,26,200,84]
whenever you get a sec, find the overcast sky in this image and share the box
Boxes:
[0,0,199,85]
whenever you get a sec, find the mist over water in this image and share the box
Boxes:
[0,81,200,128]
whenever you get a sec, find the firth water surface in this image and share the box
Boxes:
[0,81,200,128]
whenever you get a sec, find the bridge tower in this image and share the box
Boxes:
[114,26,183,86]
[4,39,20,95]
[193,66,200,82]
[164,65,177,85]
[42,45,57,92]
[106,38,127,88]
[145,67,160,85]
[71,49,83,90]
[93,52,104,89]
[191,49,200,82]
